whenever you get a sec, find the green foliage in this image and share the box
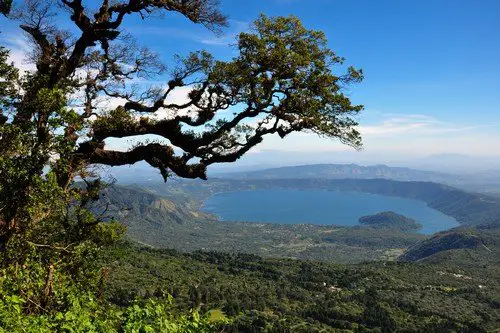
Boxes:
[102,242,500,332]
[0,46,18,110]
[204,15,363,148]
[359,211,423,231]
[120,297,223,333]
[92,106,136,137]
[0,285,224,332]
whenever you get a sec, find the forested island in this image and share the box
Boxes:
[359,211,423,231]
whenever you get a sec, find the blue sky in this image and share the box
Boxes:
[1,0,499,170]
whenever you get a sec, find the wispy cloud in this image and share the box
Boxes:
[0,34,35,72]
[241,112,500,158]
[198,20,249,46]
[360,114,482,137]
[132,20,249,47]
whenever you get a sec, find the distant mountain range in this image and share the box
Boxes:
[215,164,460,183]
[107,163,500,195]
[212,163,500,194]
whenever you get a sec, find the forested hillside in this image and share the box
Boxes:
[399,225,500,263]
[100,219,500,331]
[102,241,500,332]
[359,211,423,231]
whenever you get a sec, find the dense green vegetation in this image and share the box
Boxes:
[101,239,500,332]
[96,182,500,331]
[78,179,500,332]
[8,230,497,332]
[96,184,500,331]
[0,291,221,332]
[359,211,422,231]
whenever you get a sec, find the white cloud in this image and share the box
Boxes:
[151,85,200,120]
[359,114,481,137]
[256,131,353,153]
[242,113,500,158]
[199,20,250,46]
[1,35,35,72]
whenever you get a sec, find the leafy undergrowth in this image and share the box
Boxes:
[0,267,226,333]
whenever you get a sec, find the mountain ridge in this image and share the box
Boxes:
[215,163,459,183]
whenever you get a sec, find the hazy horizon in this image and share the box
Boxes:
[105,155,500,184]
[206,151,500,174]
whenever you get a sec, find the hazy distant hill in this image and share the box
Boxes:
[106,163,500,196]
[413,153,500,174]
[216,164,461,183]
[214,163,500,195]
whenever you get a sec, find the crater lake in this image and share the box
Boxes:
[202,189,459,234]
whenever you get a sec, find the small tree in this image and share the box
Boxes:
[0,0,363,314]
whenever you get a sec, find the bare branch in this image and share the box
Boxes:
[77,142,207,181]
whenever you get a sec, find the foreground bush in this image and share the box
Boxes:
[0,287,223,333]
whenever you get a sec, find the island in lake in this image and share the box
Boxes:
[359,211,423,231]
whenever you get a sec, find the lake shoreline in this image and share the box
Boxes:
[201,188,459,235]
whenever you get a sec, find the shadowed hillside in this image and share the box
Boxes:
[399,226,500,264]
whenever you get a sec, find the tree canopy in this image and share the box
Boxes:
[0,0,363,243]
[0,1,363,326]
[1,0,363,185]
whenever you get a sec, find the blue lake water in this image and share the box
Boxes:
[202,189,459,234]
